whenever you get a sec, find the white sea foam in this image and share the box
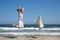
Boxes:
[0,27,60,36]
[0,27,60,30]
[0,32,60,36]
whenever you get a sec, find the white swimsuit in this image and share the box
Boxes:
[18,13,24,28]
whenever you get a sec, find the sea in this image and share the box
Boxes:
[0,24,60,36]
[0,24,60,28]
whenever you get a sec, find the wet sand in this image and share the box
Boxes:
[0,35,60,40]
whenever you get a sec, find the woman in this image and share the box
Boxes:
[17,6,24,29]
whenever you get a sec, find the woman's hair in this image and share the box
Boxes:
[17,9,22,13]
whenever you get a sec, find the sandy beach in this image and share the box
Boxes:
[0,35,60,40]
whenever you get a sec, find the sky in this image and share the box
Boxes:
[0,0,60,24]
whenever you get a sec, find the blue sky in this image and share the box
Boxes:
[0,0,60,24]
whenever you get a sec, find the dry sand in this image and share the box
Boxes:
[0,35,60,40]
